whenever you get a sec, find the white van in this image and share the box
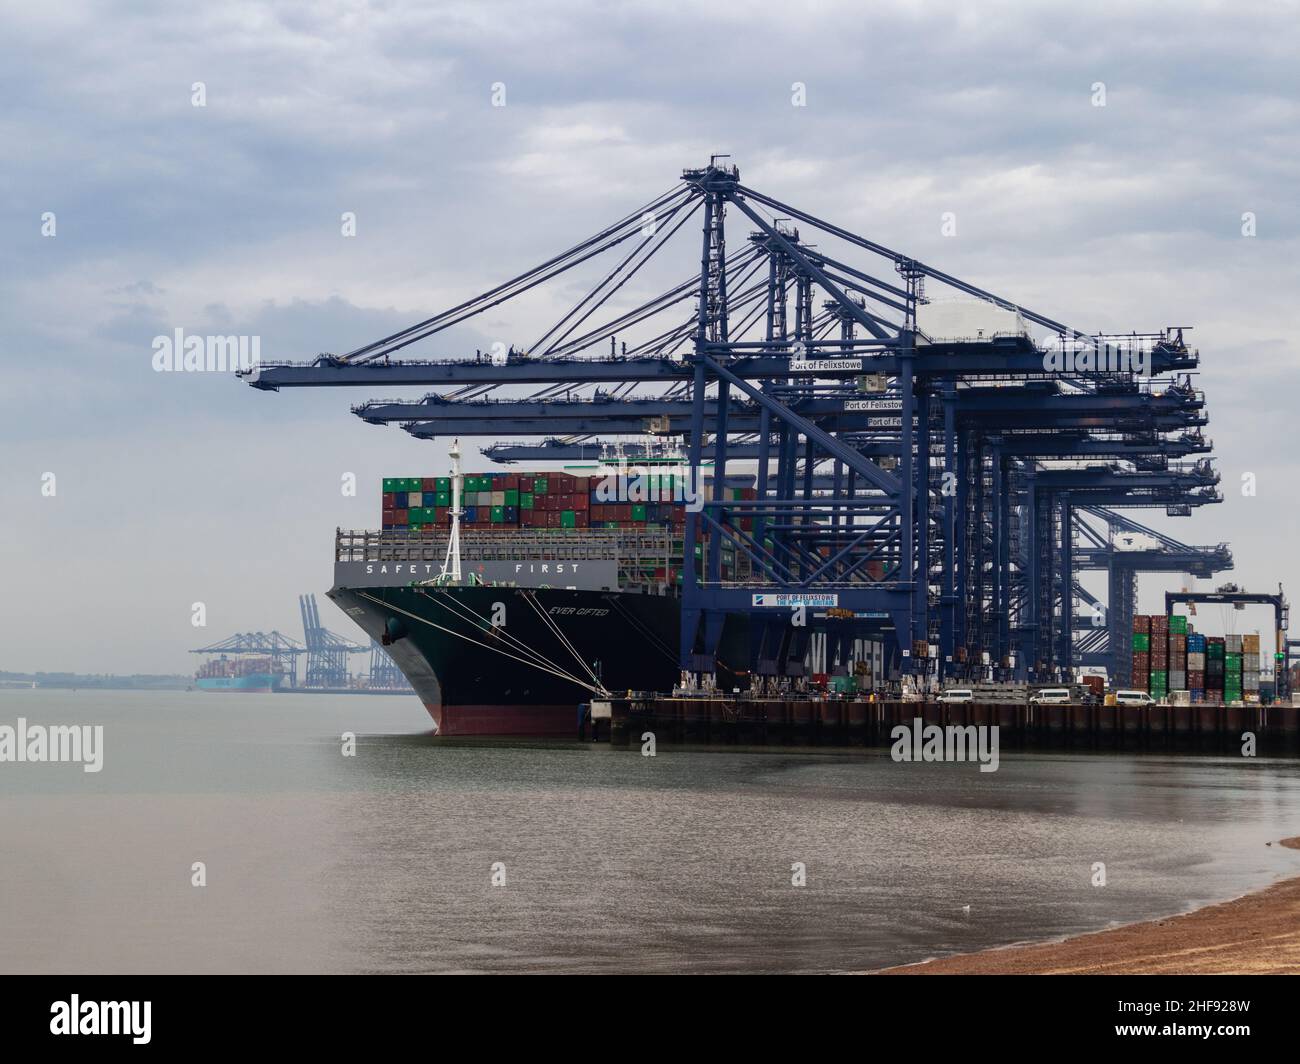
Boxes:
[1114,689,1155,706]
[937,688,974,704]
[1029,687,1071,705]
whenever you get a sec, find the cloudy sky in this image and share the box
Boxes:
[3,0,1298,674]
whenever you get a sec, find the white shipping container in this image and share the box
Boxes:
[408,492,423,507]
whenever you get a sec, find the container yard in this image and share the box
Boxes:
[241,160,1295,746]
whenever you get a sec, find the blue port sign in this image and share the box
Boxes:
[752,593,840,608]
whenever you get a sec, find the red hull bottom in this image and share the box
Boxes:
[424,703,579,737]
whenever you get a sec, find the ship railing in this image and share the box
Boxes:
[336,527,675,564]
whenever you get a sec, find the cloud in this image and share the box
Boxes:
[2,0,1298,670]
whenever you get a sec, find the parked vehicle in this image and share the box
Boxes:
[1029,687,1071,705]
[937,688,974,704]
[1113,689,1156,706]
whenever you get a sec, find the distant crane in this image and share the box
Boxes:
[190,631,304,687]
[368,639,412,690]
[298,593,366,688]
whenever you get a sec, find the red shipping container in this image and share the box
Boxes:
[383,508,397,525]
[1133,615,1151,633]
[575,512,589,528]
[504,475,520,490]
[616,504,632,521]
[547,511,561,528]
[436,507,449,523]
[572,494,589,511]
[383,492,395,508]
[395,509,409,524]
[422,477,438,492]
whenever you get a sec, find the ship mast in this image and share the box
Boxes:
[440,438,463,584]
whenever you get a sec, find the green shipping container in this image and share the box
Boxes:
[534,478,548,494]
[631,504,646,521]
[1169,615,1187,634]
[561,510,576,528]
[435,477,450,491]
[490,506,504,523]
[520,492,534,509]
[382,478,399,493]
[1132,633,1150,651]
[504,489,519,506]
[409,524,423,533]
[435,491,450,506]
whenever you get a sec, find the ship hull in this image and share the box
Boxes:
[196,674,280,693]
[328,584,718,736]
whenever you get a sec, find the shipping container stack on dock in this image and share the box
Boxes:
[1243,633,1261,700]
[1149,614,1169,701]
[1187,632,1206,702]
[1131,615,1150,692]
[1207,637,1225,702]
[1131,613,1265,705]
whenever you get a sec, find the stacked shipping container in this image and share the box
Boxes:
[380,472,757,533]
[378,471,761,586]
[1131,614,1264,704]
[1131,615,1150,691]
[1187,632,1206,702]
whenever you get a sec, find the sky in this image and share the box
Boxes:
[2,0,1298,673]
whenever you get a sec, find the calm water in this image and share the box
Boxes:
[1,689,1298,973]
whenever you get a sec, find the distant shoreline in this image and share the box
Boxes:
[876,837,1300,975]
[0,679,191,691]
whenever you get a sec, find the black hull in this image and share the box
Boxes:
[329,585,707,735]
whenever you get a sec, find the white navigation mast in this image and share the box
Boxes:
[439,438,463,584]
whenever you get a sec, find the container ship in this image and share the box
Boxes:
[328,451,758,735]
[195,656,283,693]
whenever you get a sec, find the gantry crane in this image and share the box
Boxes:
[243,159,1225,689]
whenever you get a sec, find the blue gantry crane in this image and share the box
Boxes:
[243,158,1244,689]
[298,593,367,688]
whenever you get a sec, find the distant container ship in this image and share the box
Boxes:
[328,457,766,736]
[194,656,283,693]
